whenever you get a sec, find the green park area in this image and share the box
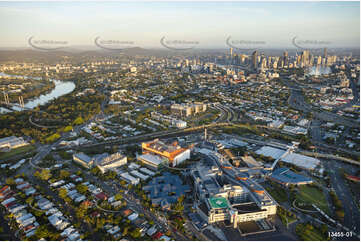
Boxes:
[296,185,330,215]
[265,186,288,203]
[277,206,297,226]
[0,144,36,160]
[295,223,329,241]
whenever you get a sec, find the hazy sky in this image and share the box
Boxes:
[0,1,359,49]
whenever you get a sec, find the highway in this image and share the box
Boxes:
[325,160,360,236]
[285,78,358,128]
[19,111,101,175]
[28,114,61,129]
[61,122,230,149]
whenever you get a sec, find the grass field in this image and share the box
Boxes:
[296,224,328,241]
[0,145,35,160]
[264,185,288,203]
[296,223,327,241]
[301,229,326,241]
[279,211,297,226]
[296,185,330,214]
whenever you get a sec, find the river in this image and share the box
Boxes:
[0,72,75,113]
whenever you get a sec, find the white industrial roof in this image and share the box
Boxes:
[256,146,320,170]
[120,172,139,183]
[138,154,164,166]
[130,170,149,180]
[256,146,284,159]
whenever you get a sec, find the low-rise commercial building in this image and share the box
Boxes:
[151,112,187,129]
[171,102,207,117]
[97,152,127,173]
[137,153,165,170]
[73,152,94,169]
[269,168,313,186]
[119,172,140,185]
[0,136,29,151]
[130,170,149,181]
[141,139,191,167]
[73,152,127,171]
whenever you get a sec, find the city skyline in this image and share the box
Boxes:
[0,1,360,49]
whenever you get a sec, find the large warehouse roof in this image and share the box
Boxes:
[271,168,313,184]
[256,146,320,170]
[138,154,164,166]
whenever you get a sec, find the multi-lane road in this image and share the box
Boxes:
[286,79,358,128]
[325,160,360,236]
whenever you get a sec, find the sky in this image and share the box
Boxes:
[0,1,359,49]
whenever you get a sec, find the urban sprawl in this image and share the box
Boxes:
[0,46,359,241]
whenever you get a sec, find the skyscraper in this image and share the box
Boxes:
[323,48,328,58]
[252,50,258,70]
[230,48,233,65]
[301,50,310,67]
[283,51,288,67]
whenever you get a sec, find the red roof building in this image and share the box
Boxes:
[152,232,163,240]
[94,192,108,201]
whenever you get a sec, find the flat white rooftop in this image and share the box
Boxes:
[138,154,164,166]
[256,146,320,170]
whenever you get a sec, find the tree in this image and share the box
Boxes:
[173,195,185,213]
[59,170,70,179]
[104,170,117,180]
[336,210,345,220]
[114,193,123,201]
[76,202,88,219]
[58,188,68,199]
[58,150,72,160]
[38,169,52,180]
[25,197,34,205]
[122,226,129,237]
[63,125,73,132]
[76,184,88,195]
[5,178,15,185]
[305,223,313,231]
[45,133,61,143]
[321,224,328,235]
[130,228,141,239]
[35,225,50,239]
[90,166,101,176]
[73,116,84,125]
